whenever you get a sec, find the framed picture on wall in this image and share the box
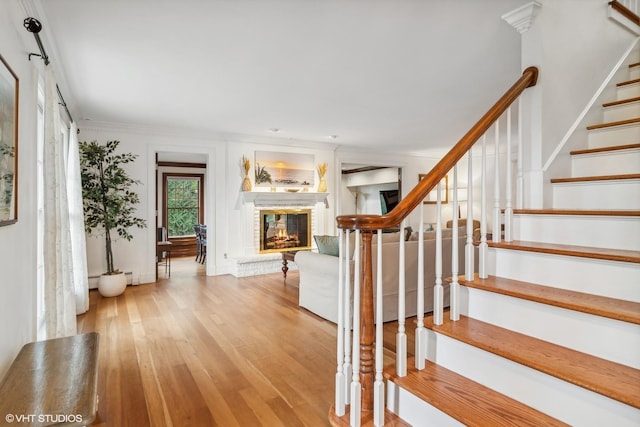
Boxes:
[419,174,448,204]
[0,54,18,226]
[254,151,315,188]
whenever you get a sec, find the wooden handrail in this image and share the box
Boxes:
[610,0,640,26]
[332,67,539,423]
[336,66,538,231]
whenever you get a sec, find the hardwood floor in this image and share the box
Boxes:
[78,258,338,426]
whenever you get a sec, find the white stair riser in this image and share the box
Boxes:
[487,248,640,302]
[461,287,640,368]
[386,381,463,427]
[552,180,640,209]
[617,83,640,100]
[513,214,640,251]
[571,149,640,177]
[630,67,640,80]
[588,123,640,148]
[426,331,640,427]
[602,102,640,122]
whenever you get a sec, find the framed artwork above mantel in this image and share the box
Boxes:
[254,151,315,189]
[0,54,18,227]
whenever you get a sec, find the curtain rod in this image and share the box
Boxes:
[24,17,75,125]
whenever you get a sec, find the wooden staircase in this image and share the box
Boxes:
[378,54,640,426]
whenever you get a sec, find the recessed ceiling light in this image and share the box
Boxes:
[327,135,338,139]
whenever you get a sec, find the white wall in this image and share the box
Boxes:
[0,0,40,377]
[77,125,226,281]
[520,0,638,206]
[537,0,635,164]
[77,125,339,279]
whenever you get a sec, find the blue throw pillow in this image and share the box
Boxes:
[314,235,339,256]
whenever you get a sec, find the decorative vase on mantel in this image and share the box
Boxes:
[241,155,252,191]
[317,162,328,193]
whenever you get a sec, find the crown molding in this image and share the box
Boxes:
[78,119,340,151]
[502,1,542,34]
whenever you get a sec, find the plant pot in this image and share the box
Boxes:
[98,272,127,297]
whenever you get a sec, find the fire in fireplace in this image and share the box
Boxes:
[260,209,311,253]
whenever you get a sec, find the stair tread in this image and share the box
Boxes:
[458,274,640,324]
[329,405,410,427]
[424,315,640,408]
[550,173,640,183]
[602,96,640,107]
[586,117,640,130]
[570,142,640,155]
[385,358,569,427]
[513,208,640,216]
[617,78,640,87]
[488,240,640,263]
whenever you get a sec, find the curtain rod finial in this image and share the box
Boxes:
[23,17,42,33]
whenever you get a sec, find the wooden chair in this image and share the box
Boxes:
[156,226,172,277]
[194,224,202,262]
[199,225,207,264]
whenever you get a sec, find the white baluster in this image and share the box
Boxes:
[434,184,444,326]
[465,149,475,282]
[493,120,501,243]
[335,229,345,416]
[396,220,407,377]
[517,99,524,209]
[450,166,460,321]
[505,107,513,242]
[415,202,426,369]
[350,230,361,427]
[343,230,352,405]
[373,229,384,427]
[480,135,489,279]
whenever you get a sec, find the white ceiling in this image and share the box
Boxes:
[34,0,528,155]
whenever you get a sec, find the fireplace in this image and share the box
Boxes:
[260,209,311,253]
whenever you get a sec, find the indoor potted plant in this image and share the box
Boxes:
[80,140,146,297]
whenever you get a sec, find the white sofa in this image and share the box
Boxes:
[295,226,475,323]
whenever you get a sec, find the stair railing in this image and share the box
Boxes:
[333,67,539,426]
[610,0,640,26]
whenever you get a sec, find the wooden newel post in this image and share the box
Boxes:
[360,231,375,412]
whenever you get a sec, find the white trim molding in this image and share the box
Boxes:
[502,1,542,34]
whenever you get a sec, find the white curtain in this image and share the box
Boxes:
[43,68,77,338]
[67,122,89,314]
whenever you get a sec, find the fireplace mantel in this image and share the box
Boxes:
[241,191,329,207]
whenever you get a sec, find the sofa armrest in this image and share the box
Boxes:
[296,251,350,323]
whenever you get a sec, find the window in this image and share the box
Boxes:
[163,174,204,238]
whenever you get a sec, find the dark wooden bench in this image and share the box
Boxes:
[0,333,99,426]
